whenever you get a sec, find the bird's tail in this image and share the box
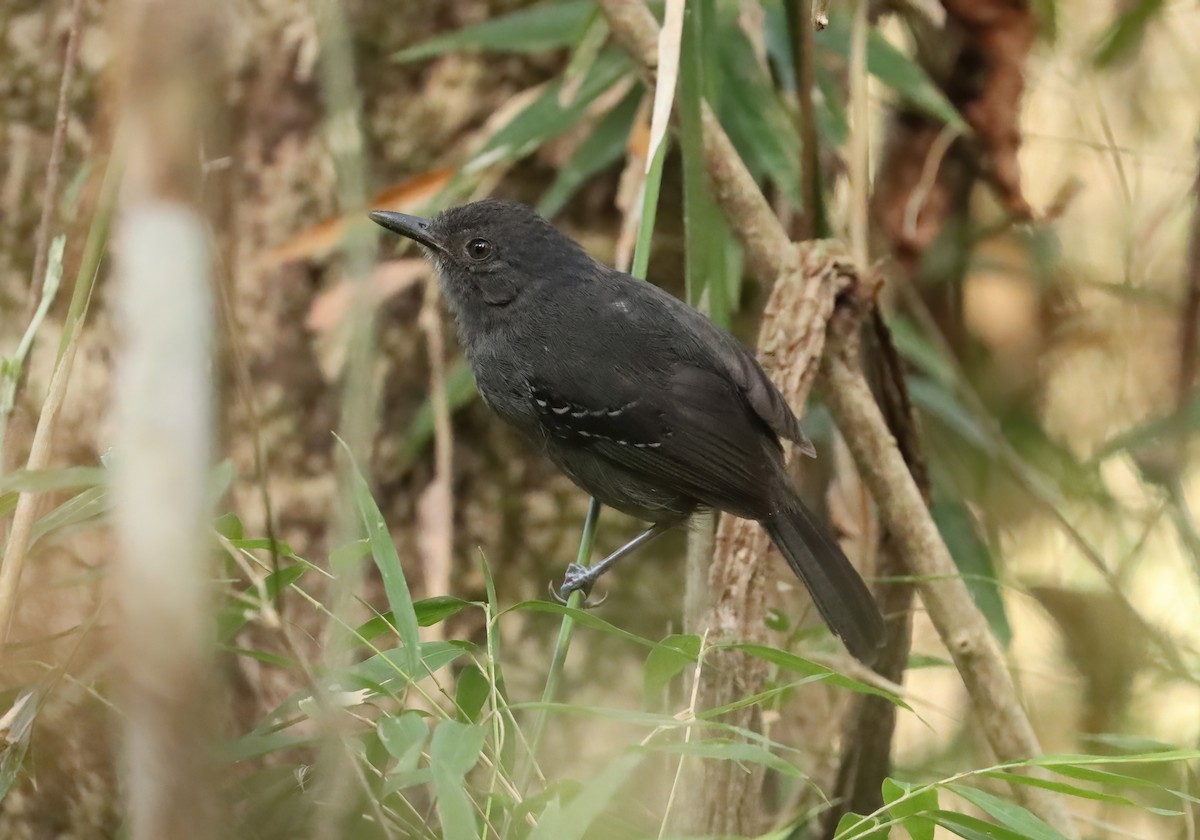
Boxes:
[761,499,885,663]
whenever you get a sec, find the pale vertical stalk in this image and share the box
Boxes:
[108,2,224,837]
[848,0,870,265]
[307,0,379,835]
[112,205,219,840]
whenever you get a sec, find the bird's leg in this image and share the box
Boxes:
[554,521,675,604]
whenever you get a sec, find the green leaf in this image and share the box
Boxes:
[0,691,37,802]
[479,552,510,702]
[378,711,428,773]
[414,595,473,627]
[713,11,802,204]
[214,512,244,540]
[29,486,109,548]
[349,640,473,693]
[1091,0,1165,68]
[817,11,967,131]
[930,811,1028,840]
[724,642,909,707]
[679,0,731,325]
[1090,392,1200,463]
[537,87,641,218]
[430,721,487,840]
[0,466,105,494]
[833,812,888,840]
[643,633,702,700]
[455,663,490,723]
[883,778,938,840]
[469,48,633,172]
[217,562,308,642]
[642,738,804,778]
[226,537,294,555]
[527,752,642,840]
[340,437,421,676]
[887,315,956,388]
[930,490,1011,647]
[393,0,596,62]
[217,730,313,763]
[944,785,1069,840]
[507,600,662,650]
[908,376,996,454]
[980,770,1150,810]
[402,362,477,464]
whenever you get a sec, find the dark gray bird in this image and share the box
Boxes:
[370,199,885,662]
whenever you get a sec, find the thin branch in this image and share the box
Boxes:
[819,302,1075,837]
[848,0,870,265]
[0,318,83,640]
[24,0,85,323]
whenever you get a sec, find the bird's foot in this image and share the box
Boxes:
[548,563,608,608]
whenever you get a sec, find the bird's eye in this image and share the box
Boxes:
[466,238,493,261]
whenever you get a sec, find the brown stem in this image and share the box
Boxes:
[820,304,1075,836]
[25,0,85,321]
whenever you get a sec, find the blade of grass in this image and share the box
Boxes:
[339,436,421,676]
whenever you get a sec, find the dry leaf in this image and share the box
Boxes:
[305,258,429,334]
[262,167,454,266]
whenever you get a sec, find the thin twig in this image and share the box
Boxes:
[306,0,382,834]
[848,0,869,265]
[24,0,85,323]
[789,0,820,239]
[0,317,84,641]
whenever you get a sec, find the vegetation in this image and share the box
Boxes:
[1,0,1198,838]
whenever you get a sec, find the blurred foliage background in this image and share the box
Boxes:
[0,0,1199,837]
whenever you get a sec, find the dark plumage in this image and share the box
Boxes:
[370,199,885,662]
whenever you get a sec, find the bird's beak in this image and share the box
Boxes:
[369,210,443,253]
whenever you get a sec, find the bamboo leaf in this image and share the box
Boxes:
[393,0,596,62]
[537,87,641,218]
[402,361,477,464]
[930,490,1012,647]
[469,48,633,172]
[528,753,642,840]
[943,785,1069,840]
[1091,0,1165,68]
[430,721,487,840]
[816,11,967,131]
[340,437,421,675]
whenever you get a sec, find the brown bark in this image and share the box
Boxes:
[677,246,856,836]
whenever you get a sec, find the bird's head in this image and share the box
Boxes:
[370,199,595,317]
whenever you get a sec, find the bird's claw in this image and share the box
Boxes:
[547,563,608,608]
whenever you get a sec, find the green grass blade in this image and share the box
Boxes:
[430,721,487,840]
[339,436,421,675]
[393,0,595,62]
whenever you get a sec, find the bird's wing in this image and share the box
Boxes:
[606,272,814,456]
[526,363,778,516]
[710,335,815,457]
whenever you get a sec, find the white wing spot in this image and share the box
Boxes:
[552,405,570,415]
